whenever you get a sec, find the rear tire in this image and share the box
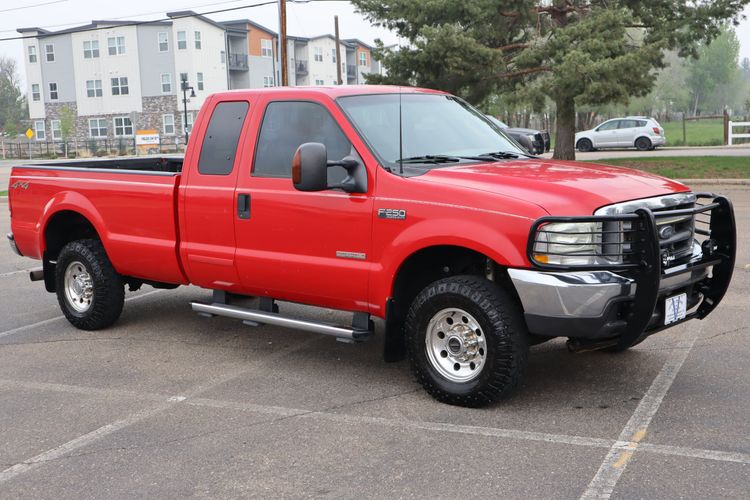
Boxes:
[404,275,529,407]
[635,137,652,151]
[55,239,124,330]
[577,138,594,153]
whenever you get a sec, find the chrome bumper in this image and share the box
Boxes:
[7,233,22,256]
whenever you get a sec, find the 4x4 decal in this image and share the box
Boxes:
[10,181,30,190]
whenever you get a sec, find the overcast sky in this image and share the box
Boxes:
[1,0,749,89]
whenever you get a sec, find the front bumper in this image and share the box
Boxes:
[7,233,22,256]
[509,194,735,348]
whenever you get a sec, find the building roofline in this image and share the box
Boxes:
[167,10,227,30]
[223,18,278,37]
[17,19,172,38]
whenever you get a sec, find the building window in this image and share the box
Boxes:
[158,32,169,52]
[315,79,324,85]
[220,50,226,64]
[45,44,55,62]
[86,79,102,97]
[263,76,274,87]
[89,118,107,137]
[194,31,202,49]
[114,117,133,136]
[184,112,193,135]
[34,120,46,140]
[83,40,99,58]
[161,73,172,94]
[332,48,337,63]
[48,82,58,100]
[31,84,41,101]
[111,77,129,96]
[163,114,175,135]
[314,47,323,62]
[51,120,62,140]
[177,31,187,50]
[359,51,367,66]
[196,72,204,91]
[179,72,188,89]
[28,45,37,63]
[107,36,125,55]
[261,38,273,57]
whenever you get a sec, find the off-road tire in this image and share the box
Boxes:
[577,138,594,152]
[404,275,529,407]
[55,239,125,330]
[635,137,652,151]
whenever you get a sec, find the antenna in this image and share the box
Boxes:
[398,88,404,175]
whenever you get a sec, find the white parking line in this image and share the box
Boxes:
[0,290,163,340]
[579,326,701,500]
[0,336,321,484]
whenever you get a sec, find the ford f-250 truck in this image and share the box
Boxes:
[7,86,736,407]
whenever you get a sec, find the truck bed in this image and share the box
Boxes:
[9,157,187,285]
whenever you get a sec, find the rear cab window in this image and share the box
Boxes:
[197,101,250,175]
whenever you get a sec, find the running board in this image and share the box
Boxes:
[190,302,373,342]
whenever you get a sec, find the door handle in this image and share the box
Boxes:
[237,193,251,219]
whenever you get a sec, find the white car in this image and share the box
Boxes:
[575,117,666,152]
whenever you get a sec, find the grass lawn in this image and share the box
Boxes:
[588,156,750,178]
[661,119,724,147]
[0,190,7,196]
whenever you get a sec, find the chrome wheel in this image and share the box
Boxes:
[63,260,94,313]
[425,308,487,383]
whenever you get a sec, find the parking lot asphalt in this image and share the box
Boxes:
[1,183,749,498]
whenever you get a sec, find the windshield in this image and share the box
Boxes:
[338,93,524,172]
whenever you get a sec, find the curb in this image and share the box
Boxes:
[675,179,750,185]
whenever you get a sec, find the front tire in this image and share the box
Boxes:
[55,239,124,330]
[577,138,594,152]
[404,276,529,407]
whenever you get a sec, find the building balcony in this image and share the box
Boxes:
[296,60,308,75]
[228,53,249,71]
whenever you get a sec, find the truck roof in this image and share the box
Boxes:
[211,85,447,100]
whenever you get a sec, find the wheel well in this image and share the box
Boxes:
[576,137,591,147]
[44,211,100,260]
[635,136,652,145]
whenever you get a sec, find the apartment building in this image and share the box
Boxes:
[18,13,230,143]
[18,12,387,144]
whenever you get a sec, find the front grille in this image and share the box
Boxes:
[652,200,695,266]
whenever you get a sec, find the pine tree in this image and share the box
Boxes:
[353,0,750,159]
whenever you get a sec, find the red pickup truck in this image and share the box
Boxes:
[7,86,736,407]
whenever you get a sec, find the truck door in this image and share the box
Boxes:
[179,99,251,290]
[233,98,374,312]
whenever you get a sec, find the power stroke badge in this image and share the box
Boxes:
[378,208,407,220]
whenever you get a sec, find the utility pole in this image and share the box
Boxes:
[334,15,343,85]
[279,0,288,86]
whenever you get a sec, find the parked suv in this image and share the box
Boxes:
[576,117,665,152]
[486,116,551,155]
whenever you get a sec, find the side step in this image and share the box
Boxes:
[190,301,373,342]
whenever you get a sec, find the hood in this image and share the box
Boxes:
[417,159,690,215]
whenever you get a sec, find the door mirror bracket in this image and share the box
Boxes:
[292,143,366,193]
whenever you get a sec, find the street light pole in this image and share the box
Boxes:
[181,76,196,145]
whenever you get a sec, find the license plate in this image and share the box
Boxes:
[664,293,687,325]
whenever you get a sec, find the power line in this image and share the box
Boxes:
[0,0,253,35]
[0,0,279,42]
[0,0,68,14]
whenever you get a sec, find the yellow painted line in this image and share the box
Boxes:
[612,451,633,469]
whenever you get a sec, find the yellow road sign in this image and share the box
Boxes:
[25,128,34,140]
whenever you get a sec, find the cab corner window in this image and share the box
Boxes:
[197,101,249,175]
[252,101,354,180]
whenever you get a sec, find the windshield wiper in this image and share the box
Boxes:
[480,150,537,159]
[397,155,461,164]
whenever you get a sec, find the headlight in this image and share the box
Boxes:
[533,222,603,266]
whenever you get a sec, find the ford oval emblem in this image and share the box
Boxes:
[658,225,675,240]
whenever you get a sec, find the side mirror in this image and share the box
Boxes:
[292,142,328,191]
[292,142,367,193]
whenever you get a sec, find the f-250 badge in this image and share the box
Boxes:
[378,208,406,220]
[10,181,29,190]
